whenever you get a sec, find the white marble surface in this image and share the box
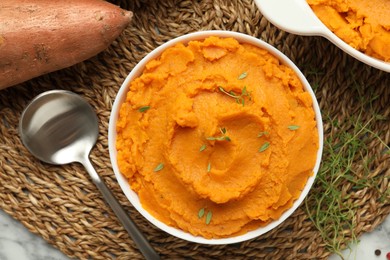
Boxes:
[0,210,68,260]
[330,214,390,260]
[0,208,389,259]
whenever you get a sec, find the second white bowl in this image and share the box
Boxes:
[254,0,390,72]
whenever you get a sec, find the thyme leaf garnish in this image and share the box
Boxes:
[259,142,270,152]
[206,127,231,142]
[199,144,207,152]
[219,86,240,99]
[198,208,205,218]
[257,131,269,137]
[198,208,213,224]
[219,86,251,106]
[206,136,231,141]
[138,106,150,112]
[288,125,300,130]
[154,163,164,172]
[206,211,213,225]
[207,162,211,173]
[238,71,248,80]
[242,86,248,96]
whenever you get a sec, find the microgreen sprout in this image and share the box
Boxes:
[138,106,150,112]
[219,86,251,106]
[206,127,231,142]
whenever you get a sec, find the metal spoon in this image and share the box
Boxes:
[19,90,160,260]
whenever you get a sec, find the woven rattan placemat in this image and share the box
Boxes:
[0,0,389,259]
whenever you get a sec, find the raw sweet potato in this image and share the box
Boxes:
[0,0,133,90]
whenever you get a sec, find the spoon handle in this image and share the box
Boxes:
[82,158,160,260]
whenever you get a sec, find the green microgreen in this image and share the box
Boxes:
[207,162,211,173]
[138,106,150,112]
[206,127,231,142]
[242,86,249,96]
[257,131,269,137]
[153,163,164,172]
[224,136,232,141]
[219,86,251,106]
[238,71,248,80]
[206,136,231,141]
[198,208,205,218]
[199,144,207,152]
[258,142,270,152]
[206,211,213,225]
[219,86,239,99]
[288,125,300,130]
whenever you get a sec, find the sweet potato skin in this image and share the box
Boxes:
[0,0,133,89]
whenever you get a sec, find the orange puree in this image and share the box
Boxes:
[307,0,390,62]
[116,36,319,238]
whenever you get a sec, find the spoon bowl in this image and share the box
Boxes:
[19,90,98,165]
[19,90,159,260]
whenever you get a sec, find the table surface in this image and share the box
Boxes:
[0,1,388,258]
[0,209,389,260]
[0,210,67,260]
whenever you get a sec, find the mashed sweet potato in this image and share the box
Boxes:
[307,0,390,62]
[116,36,319,238]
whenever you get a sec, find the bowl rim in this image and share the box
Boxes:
[253,0,390,73]
[108,30,324,245]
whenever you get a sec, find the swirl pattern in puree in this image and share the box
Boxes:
[116,36,319,238]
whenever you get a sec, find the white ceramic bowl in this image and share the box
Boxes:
[108,30,324,244]
[254,0,390,72]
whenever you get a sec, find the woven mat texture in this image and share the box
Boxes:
[0,0,389,259]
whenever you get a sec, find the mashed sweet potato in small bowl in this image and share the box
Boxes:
[254,0,390,72]
[108,30,323,244]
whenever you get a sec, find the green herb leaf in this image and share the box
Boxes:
[199,144,207,152]
[259,142,270,152]
[198,208,205,218]
[154,163,164,172]
[220,127,227,134]
[206,135,231,142]
[242,86,248,95]
[257,131,269,137]
[238,72,248,80]
[219,86,239,99]
[241,86,251,101]
[206,211,212,225]
[138,106,150,112]
[288,125,300,130]
[219,86,251,106]
[207,162,211,173]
